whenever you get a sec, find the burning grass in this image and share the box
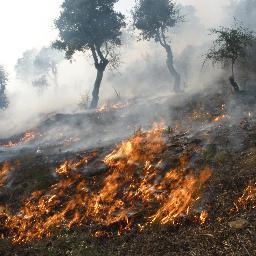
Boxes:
[96,102,129,113]
[2,124,212,244]
[1,130,37,148]
[234,182,256,211]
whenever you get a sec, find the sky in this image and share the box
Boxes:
[0,0,227,73]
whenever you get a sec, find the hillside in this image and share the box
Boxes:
[1,90,256,255]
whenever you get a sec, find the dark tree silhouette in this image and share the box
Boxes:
[133,0,182,92]
[206,22,255,93]
[0,65,8,109]
[53,0,126,108]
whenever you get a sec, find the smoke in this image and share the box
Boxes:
[0,0,253,144]
[226,0,256,29]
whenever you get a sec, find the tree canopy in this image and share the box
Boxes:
[206,22,255,74]
[53,0,126,108]
[133,0,181,43]
[206,22,255,93]
[53,0,126,64]
[133,0,182,92]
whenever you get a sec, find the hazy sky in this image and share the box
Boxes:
[0,0,226,72]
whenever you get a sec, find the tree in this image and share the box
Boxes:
[205,22,255,93]
[0,65,8,109]
[15,49,37,83]
[133,0,182,92]
[15,48,64,91]
[34,47,64,88]
[53,0,126,109]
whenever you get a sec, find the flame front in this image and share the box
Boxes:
[4,124,211,244]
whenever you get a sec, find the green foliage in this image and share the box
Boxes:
[132,0,182,92]
[0,65,8,109]
[205,22,255,73]
[53,0,126,70]
[133,0,181,43]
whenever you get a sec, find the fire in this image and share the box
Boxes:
[234,183,256,210]
[96,104,108,113]
[150,167,212,224]
[0,162,11,187]
[199,210,208,224]
[2,130,36,148]
[55,153,96,174]
[4,124,212,244]
[96,102,129,113]
[213,115,226,123]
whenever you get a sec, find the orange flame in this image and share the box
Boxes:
[2,131,36,148]
[96,103,129,113]
[199,210,208,224]
[213,115,226,123]
[5,124,212,244]
[234,183,256,210]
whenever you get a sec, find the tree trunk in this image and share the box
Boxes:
[164,44,181,92]
[90,68,104,109]
[229,61,240,94]
[229,76,240,94]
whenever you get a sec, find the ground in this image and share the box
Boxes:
[0,89,256,255]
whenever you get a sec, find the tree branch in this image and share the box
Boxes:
[96,45,107,62]
[156,29,166,48]
[160,27,167,46]
[90,45,99,65]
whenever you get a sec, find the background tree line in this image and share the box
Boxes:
[1,0,256,111]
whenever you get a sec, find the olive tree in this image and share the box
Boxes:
[205,22,255,93]
[133,0,182,92]
[53,0,126,108]
[0,65,8,109]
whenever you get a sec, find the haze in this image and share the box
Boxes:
[0,0,226,74]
